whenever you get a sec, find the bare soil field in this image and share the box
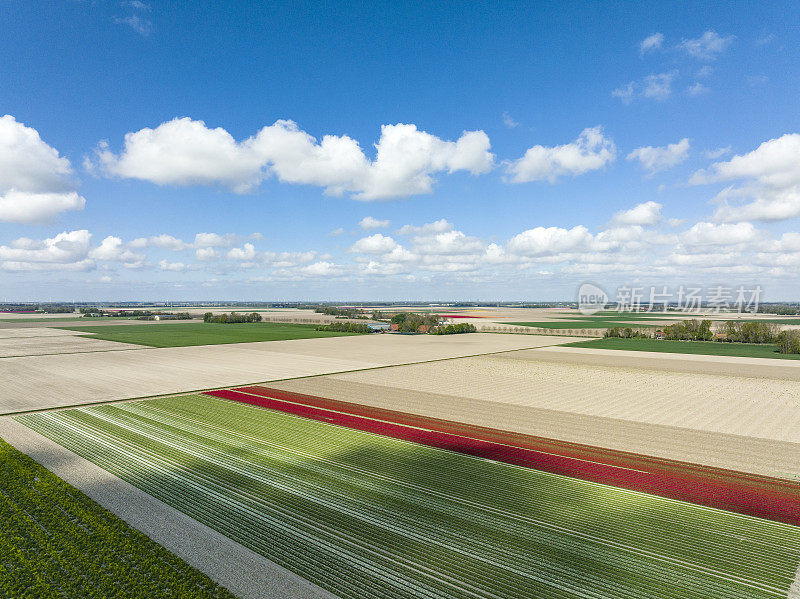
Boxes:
[322,352,800,442]
[0,335,145,358]
[0,327,86,338]
[267,347,800,479]
[0,333,574,414]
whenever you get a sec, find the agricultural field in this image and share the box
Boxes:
[506,319,662,329]
[0,438,234,599]
[17,395,800,599]
[60,322,362,348]
[566,337,800,360]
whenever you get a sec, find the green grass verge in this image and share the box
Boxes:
[506,320,661,329]
[17,396,800,599]
[58,322,361,348]
[564,337,800,359]
[0,438,234,599]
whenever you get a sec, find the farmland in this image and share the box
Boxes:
[17,395,800,599]
[60,322,362,348]
[0,438,234,598]
[506,319,661,329]
[566,337,800,359]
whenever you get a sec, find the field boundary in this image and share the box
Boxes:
[0,416,336,599]
[0,339,578,417]
[208,386,800,526]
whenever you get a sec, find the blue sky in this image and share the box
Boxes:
[2,1,800,301]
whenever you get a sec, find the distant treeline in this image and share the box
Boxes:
[80,309,191,319]
[756,304,800,315]
[605,319,800,354]
[432,323,477,335]
[315,322,372,333]
[203,312,263,323]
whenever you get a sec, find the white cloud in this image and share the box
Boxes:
[502,112,520,128]
[359,216,390,230]
[349,233,399,254]
[687,82,709,96]
[690,133,800,222]
[505,127,616,183]
[507,226,592,256]
[626,138,690,174]
[89,236,145,264]
[113,14,152,36]
[705,146,731,159]
[643,71,677,100]
[679,31,734,60]
[129,234,189,250]
[195,247,219,261]
[639,33,664,55]
[88,118,494,200]
[0,115,86,223]
[613,72,677,103]
[680,221,760,246]
[299,261,342,277]
[226,243,256,260]
[610,201,662,226]
[158,259,187,272]
[193,232,238,248]
[0,230,94,272]
[329,227,345,236]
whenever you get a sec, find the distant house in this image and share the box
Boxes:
[714,332,728,341]
[654,330,665,340]
[390,323,400,331]
[368,323,390,332]
[417,325,431,334]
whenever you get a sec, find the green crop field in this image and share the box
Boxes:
[0,438,233,599]
[59,322,361,347]
[565,337,800,359]
[18,395,800,599]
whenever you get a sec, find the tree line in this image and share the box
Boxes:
[203,312,263,323]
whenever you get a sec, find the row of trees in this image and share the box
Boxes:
[315,322,373,333]
[757,304,800,315]
[719,320,780,343]
[604,327,650,339]
[777,330,800,354]
[661,319,714,341]
[391,312,440,332]
[432,323,477,335]
[203,312,263,323]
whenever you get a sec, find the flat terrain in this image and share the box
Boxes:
[0,334,145,358]
[0,437,234,598]
[0,333,574,414]
[61,322,360,348]
[566,337,799,359]
[18,395,800,599]
[506,319,661,329]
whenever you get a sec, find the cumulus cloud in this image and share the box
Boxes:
[87,118,494,200]
[679,31,734,60]
[0,230,93,272]
[0,115,86,223]
[687,82,709,96]
[627,138,690,174]
[89,236,145,265]
[349,234,399,254]
[680,221,760,246]
[639,33,664,55]
[226,243,257,260]
[690,133,800,222]
[359,216,390,230]
[505,127,616,183]
[129,234,189,250]
[507,226,593,256]
[610,201,662,226]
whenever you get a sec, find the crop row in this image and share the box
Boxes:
[17,396,800,599]
[216,385,800,525]
[0,438,234,599]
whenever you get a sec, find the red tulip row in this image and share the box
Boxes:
[205,386,800,526]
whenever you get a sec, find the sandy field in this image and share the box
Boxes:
[0,335,145,358]
[267,347,800,479]
[0,327,86,338]
[0,333,575,414]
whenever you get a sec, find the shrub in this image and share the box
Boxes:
[776,330,800,354]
